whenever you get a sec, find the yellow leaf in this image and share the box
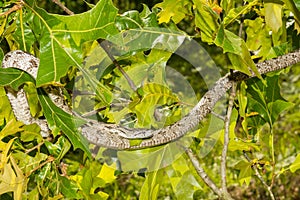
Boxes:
[0,138,15,168]
[0,120,24,140]
[155,0,191,24]
[0,86,15,124]
[265,3,282,33]
[0,157,25,200]
[97,163,117,183]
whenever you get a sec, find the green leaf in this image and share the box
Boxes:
[193,0,220,43]
[223,0,259,27]
[290,154,300,172]
[283,0,300,33]
[133,83,180,128]
[60,176,82,199]
[20,124,43,142]
[235,160,252,185]
[214,25,262,79]
[115,5,159,30]
[23,83,43,118]
[0,157,26,200]
[0,48,4,61]
[118,141,186,172]
[244,18,267,51]
[140,169,163,200]
[107,28,186,54]
[0,68,35,90]
[0,120,24,140]
[44,136,71,161]
[217,119,260,152]
[21,0,118,105]
[37,88,91,157]
[246,75,294,126]
[174,171,201,199]
[264,3,283,33]
[0,87,15,124]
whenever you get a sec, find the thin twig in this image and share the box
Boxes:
[25,141,45,154]
[0,1,24,17]
[243,151,276,200]
[26,156,55,177]
[51,0,74,15]
[220,83,236,199]
[184,147,223,197]
[97,39,138,91]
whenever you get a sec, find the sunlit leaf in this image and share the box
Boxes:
[223,0,259,27]
[265,3,283,33]
[283,0,300,33]
[44,136,71,161]
[0,120,23,140]
[0,87,15,124]
[290,154,300,172]
[0,157,26,200]
[60,176,82,199]
[140,169,163,200]
[175,171,201,199]
[18,0,118,105]
[193,0,220,43]
[134,83,180,128]
[118,141,186,172]
[97,163,117,183]
[155,0,191,24]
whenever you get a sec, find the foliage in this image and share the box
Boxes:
[0,0,300,199]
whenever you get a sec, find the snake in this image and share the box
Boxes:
[1,50,154,149]
[2,49,300,150]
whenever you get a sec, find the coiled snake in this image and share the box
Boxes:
[1,50,153,149]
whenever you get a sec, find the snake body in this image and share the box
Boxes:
[1,50,153,144]
[2,49,300,150]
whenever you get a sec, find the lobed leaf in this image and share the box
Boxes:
[154,0,191,24]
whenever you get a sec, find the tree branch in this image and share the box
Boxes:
[185,147,223,198]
